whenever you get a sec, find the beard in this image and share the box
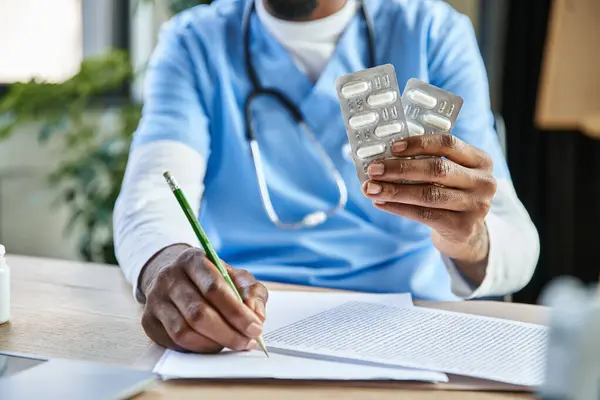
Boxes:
[265,0,319,20]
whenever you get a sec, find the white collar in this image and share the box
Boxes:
[255,0,358,44]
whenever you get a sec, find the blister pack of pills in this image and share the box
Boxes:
[401,78,464,136]
[335,64,410,183]
[336,66,464,185]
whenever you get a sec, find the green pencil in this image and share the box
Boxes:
[163,171,269,357]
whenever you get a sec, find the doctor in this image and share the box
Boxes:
[114,0,539,353]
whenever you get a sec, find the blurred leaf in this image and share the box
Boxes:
[102,244,118,265]
[64,208,85,234]
[38,119,65,142]
[96,207,112,226]
[78,234,93,262]
[167,0,211,14]
[136,0,212,15]
[0,121,17,140]
[65,189,77,203]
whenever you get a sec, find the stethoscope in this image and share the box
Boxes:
[243,0,377,229]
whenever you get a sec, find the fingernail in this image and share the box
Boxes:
[366,182,382,195]
[246,322,262,338]
[392,141,408,153]
[246,340,258,351]
[374,200,386,205]
[368,163,384,177]
[253,299,266,321]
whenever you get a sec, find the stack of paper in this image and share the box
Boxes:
[154,291,548,387]
[155,292,448,383]
[265,300,548,387]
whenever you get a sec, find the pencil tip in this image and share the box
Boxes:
[163,171,171,179]
[256,337,269,358]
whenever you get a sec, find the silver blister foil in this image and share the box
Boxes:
[335,64,410,184]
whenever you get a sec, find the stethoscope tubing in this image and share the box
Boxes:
[242,0,376,229]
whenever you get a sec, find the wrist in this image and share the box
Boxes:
[432,221,490,286]
[138,244,192,298]
[449,223,490,285]
[454,224,489,263]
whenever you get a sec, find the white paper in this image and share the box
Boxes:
[154,291,448,383]
[157,349,447,382]
[262,291,414,332]
[265,301,548,387]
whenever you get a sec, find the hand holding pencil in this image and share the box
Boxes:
[159,171,269,357]
[137,172,269,355]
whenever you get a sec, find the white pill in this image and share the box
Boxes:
[356,143,386,159]
[375,122,404,138]
[422,113,452,131]
[407,89,438,109]
[407,121,425,136]
[341,80,371,98]
[349,112,379,128]
[367,90,397,107]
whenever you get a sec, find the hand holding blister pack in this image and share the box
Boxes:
[335,65,464,185]
[335,64,410,183]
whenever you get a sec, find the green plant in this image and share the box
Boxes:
[136,0,211,14]
[166,0,211,13]
[0,51,140,263]
[0,0,212,264]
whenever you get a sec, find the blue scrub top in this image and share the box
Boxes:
[132,0,510,301]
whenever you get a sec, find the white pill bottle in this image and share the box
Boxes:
[0,244,10,324]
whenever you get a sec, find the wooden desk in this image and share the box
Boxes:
[0,255,545,399]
